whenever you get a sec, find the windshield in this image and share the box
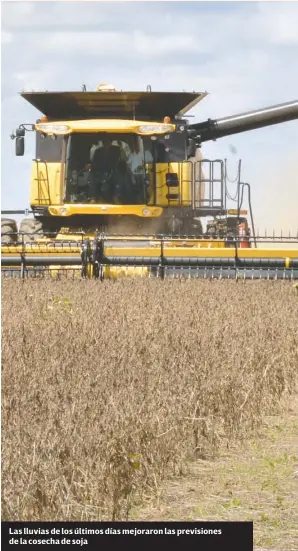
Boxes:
[65,131,187,205]
[65,133,150,205]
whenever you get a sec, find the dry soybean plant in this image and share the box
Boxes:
[2,279,298,521]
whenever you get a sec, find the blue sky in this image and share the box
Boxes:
[1,1,298,233]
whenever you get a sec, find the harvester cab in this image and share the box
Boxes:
[7,87,223,237]
[2,86,298,279]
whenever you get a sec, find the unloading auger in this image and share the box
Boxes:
[1,86,298,279]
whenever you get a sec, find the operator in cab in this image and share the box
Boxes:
[89,136,127,203]
[90,136,122,169]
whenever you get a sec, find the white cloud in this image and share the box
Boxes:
[133,31,197,56]
[2,1,34,23]
[1,31,14,44]
[257,3,298,45]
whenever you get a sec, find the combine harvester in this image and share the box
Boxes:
[1,84,298,279]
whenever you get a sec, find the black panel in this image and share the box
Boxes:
[35,133,64,162]
[163,131,187,162]
[21,91,206,121]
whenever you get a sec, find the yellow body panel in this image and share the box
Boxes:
[146,148,205,208]
[30,161,64,206]
[148,162,202,207]
[48,204,163,217]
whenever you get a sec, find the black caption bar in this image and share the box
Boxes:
[2,521,253,550]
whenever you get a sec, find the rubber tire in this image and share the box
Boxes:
[1,218,18,244]
[192,218,203,237]
[182,218,203,237]
[19,219,43,243]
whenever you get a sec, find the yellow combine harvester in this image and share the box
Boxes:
[1,85,298,279]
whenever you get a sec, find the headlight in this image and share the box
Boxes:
[59,208,67,215]
[142,208,151,217]
[152,208,162,216]
[138,124,174,135]
[35,124,71,135]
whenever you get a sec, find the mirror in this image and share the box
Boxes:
[16,136,25,156]
[187,138,196,159]
[16,127,25,137]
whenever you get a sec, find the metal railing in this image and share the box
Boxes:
[171,159,225,212]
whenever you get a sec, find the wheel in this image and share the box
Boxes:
[166,216,184,236]
[1,218,18,244]
[182,217,203,237]
[19,219,43,243]
[191,218,203,237]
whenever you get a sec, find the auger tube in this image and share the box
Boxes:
[190,100,298,143]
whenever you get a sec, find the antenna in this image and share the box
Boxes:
[146,85,152,92]
[82,84,87,92]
